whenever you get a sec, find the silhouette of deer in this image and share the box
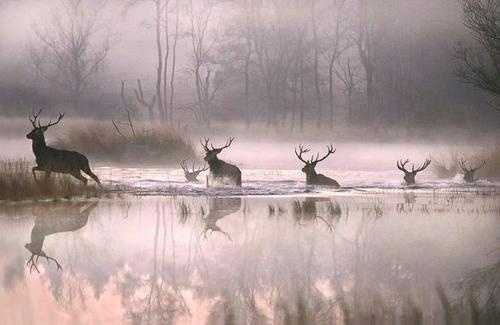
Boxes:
[200,137,241,187]
[459,158,485,183]
[180,159,209,182]
[397,158,431,185]
[201,197,241,241]
[25,202,97,273]
[26,110,100,185]
[295,144,340,187]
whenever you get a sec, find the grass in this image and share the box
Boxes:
[430,150,459,178]
[0,159,104,201]
[54,123,197,165]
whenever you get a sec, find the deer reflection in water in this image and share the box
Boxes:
[201,197,242,241]
[25,202,97,273]
[292,197,341,231]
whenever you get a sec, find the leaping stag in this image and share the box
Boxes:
[459,158,485,183]
[295,144,340,187]
[26,110,100,185]
[200,137,241,187]
[397,158,431,185]
[180,159,208,182]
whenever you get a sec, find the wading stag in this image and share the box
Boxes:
[295,144,340,187]
[26,110,100,185]
[201,137,241,187]
[180,159,209,182]
[397,158,431,185]
[459,158,485,183]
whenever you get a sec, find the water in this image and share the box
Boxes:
[1,137,499,324]
[0,191,499,324]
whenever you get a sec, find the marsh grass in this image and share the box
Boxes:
[0,159,103,201]
[55,124,196,165]
[430,150,459,179]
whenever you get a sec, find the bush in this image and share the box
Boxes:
[0,159,103,201]
[429,150,459,179]
[55,124,197,165]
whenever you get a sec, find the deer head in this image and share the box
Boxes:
[26,109,65,140]
[459,158,485,183]
[200,137,234,163]
[181,159,209,182]
[295,144,336,177]
[397,158,431,185]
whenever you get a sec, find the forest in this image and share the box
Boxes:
[0,0,499,136]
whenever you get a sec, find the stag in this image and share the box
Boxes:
[459,158,485,183]
[200,137,241,187]
[295,144,340,187]
[25,202,97,273]
[180,159,209,182]
[397,158,431,185]
[27,110,100,185]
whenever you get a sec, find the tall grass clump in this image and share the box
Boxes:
[429,150,459,178]
[55,124,196,165]
[0,159,103,201]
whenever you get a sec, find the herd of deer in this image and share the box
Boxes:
[26,110,486,187]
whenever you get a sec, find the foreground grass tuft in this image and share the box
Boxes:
[0,159,104,201]
[55,124,196,165]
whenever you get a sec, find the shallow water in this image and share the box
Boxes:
[0,190,499,324]
[2,137,500,323]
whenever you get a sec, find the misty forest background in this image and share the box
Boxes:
[0,0,499,139]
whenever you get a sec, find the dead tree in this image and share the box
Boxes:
[30,0,113,110]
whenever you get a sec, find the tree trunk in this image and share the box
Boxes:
[155,0,164,122]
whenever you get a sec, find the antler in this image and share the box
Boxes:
[413,159,431,173]
[295,144,311,164]
[202,226,232,241]
[397,159,410,173]
[181,159,208,174]
[201,137,235,152]
[200,138,210,151]
[460,158,485,172]
[28,110,65,129]
[397,158,431,174]
[26,252,63,274]
[29,109,42,128]
[310,144,336,165]
[43,112,65,129]
[212,137,234,151]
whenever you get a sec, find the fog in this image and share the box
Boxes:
[0,0,498,136]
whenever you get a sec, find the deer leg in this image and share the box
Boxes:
[44,170,52,181]
[70,171,88,185]
[82,166,101,186]
[32,166,43,182]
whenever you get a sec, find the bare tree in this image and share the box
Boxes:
[168,0,180,124]
[455,0,500,111]
[187,0,223,126]
[30,0,113,110]
[354,0,375,112]
[335,57,360,123]
[326,0,348,128]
